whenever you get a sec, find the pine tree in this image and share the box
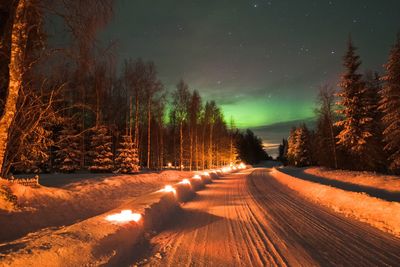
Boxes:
[361,71,386,171]
[379,35,400,172]
[295,124,312,167]
[278,138,288,164]
[315,85,338,168]
[287,125,312,167]
[55,124,81,173]
[115,135,139,173]
[89,125,114,172]
[287,127,298,165]
[335,39,373,168]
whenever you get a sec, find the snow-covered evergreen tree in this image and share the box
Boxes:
[294,124,312,167]
[361,71,386,171]
[115,135,139,173]
[88,125,114,172]
[335,39,374,168]
[287,127,298,165]
[278,138,288,164]
[287,125,312,167]
[379,35,400,172]
[55,124,81,173]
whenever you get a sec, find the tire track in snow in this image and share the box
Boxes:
[138,168,400,266]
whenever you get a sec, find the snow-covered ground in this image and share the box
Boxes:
[272,167,400,238]
[303,167,400,193]
[0,171,192,243]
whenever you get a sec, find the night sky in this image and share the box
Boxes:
[101,0,400,155]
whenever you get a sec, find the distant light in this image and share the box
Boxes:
[192,174,202,180]
[106,210,141,223]
[168,162,172,168]
[180,179,191,185]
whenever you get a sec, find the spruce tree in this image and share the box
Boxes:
[362,71,386,171]
[287,127,298,166]
[295,124,312,167]
[115,135,139,173]
[89,125,114,172]
[315,85,338,168]
[278,138,288,164]
[55,124,81,173]
[335,39,373,169]
[379,35,400,172]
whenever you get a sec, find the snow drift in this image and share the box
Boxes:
[272,167,400,238]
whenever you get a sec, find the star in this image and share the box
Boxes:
[253,4,258,8]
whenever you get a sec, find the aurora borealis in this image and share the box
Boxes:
[101,0,400,155]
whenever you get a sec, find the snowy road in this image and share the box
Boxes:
[139,168,400,266]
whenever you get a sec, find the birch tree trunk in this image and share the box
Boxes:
[189,125,193,171]
[0,0,29,176]
[134,91,140,164]
[147,97,151,169]
[179,121,183,171]
[208,124,213,168]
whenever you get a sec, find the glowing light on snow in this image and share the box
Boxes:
[222,167,232,173]
[167,162,172,168]
[162,185,176,194]
[106,210,142,223]
[192,174,202,180]
[202,172,210,176]
[238,163,246,169]
[180,179,191,185]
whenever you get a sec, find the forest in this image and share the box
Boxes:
[0,1,268,178]
[279,36,400,174]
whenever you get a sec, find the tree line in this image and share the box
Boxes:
[279,36,400,174]
[0,1,269,177]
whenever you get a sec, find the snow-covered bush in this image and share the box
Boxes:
[88,126,114,172]
[55,124,81,173]
[114,135,139,173]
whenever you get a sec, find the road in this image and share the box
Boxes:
[138,168,400,266]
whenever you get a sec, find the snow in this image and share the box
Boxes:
[272,167,400,238]
[0,170,192,242]
[303,167,400,193]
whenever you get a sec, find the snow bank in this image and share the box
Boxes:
[0,171,191,242]
[272,168,400,238]
[303,167,400,193]
[0,169,234,266]
[0,191,180,267]
[0,168,231,266]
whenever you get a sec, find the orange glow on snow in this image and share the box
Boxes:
[180,179,191,185]
[202,172,210,176]
[193,174,202,180]
[106,210,142,223]
[222,167,231,173]
[238,163,246,169]
[163,185,176,194]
